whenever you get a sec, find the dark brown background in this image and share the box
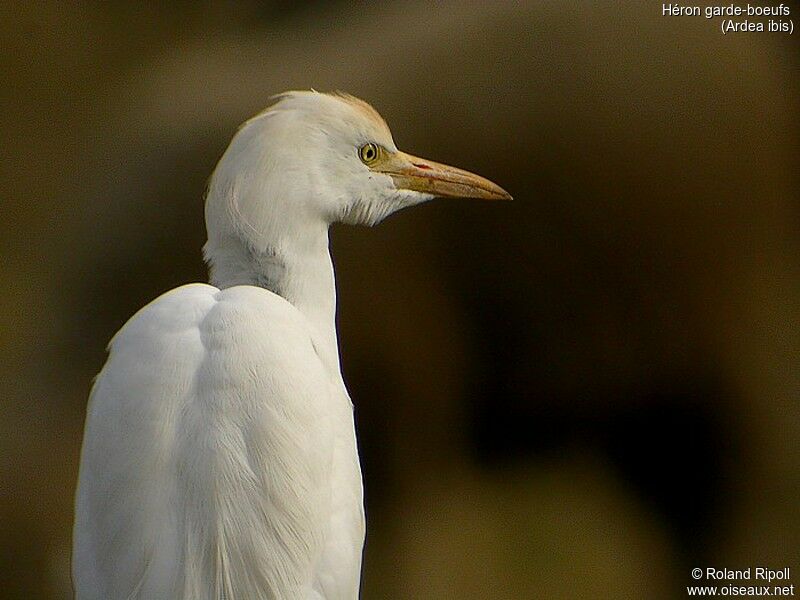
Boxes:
[2,2,799,598]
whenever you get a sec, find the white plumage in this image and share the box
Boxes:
[73,91,509,599]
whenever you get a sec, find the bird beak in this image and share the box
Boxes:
[376,151,512,201]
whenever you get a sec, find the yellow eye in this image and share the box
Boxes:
[359,143,380,165]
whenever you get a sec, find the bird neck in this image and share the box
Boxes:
[206,224,340,373]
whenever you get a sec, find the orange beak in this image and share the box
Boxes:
[376,151,512,201]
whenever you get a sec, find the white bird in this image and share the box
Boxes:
[72,91,510,600]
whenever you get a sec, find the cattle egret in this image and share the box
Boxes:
[72,91,511,600]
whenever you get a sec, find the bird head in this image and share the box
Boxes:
[205,91,510,252]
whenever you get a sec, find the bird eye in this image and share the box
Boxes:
[359,143,380,165]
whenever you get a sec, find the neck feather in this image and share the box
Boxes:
[204,225,340,372]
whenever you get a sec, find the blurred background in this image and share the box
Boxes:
[2,1,799,598]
